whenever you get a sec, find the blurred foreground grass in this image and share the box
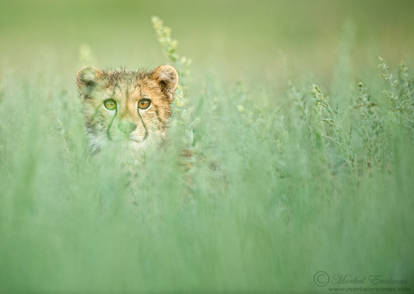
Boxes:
[0,1,414,293]
[1,51,414,293]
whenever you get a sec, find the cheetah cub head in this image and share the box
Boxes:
[76,65,178,153]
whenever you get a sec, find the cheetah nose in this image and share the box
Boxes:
[118,121,137,135]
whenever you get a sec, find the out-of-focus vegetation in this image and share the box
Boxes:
[1,0,413,78]
[0,0,413,293]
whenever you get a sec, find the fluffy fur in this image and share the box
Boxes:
[76,65,178,152]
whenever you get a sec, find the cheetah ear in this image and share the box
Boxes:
[150,65,179,101]
[76,66,103,95]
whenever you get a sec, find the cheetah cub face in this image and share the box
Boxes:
[76,65,178,152]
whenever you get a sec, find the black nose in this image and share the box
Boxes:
[118,121,137,134]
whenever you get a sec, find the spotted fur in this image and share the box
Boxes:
[76,65,178,152]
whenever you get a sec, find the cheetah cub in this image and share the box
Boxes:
[76,65,178,152]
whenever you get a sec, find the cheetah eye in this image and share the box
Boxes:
[103,99,117,110]
[138,98,151,110]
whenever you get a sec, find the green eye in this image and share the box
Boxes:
[138,98,151,110]
[104,99,117,110]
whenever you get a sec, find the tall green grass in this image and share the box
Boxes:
[0,20,413,293]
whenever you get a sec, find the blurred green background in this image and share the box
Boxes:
[1,1,414,293]
[1,0,413,79]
